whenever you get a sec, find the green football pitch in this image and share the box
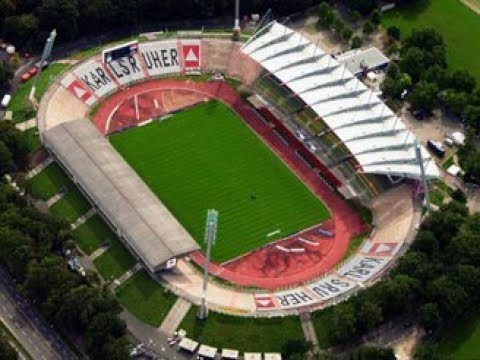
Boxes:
[110,101,330,262]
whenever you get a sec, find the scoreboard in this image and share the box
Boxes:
[102,41,139,63]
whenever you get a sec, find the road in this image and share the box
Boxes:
[0,268,77,360]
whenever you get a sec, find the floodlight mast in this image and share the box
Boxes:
[233,0,241,40]
[415,139,431,213]
[30,29,57,107]
[198,209,218,320]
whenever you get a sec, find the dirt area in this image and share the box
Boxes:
[392,327,425,360]
[460,0,480,15]
[400,106,465,164]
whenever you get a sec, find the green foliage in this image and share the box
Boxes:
[0,60,13,92]
[408,81,439,111]
[313,199,480,351]
[387,25,401,41]
[351,35,363,49]
[363,20,375,35]
[0,333,17,360]
[110,101,330,262]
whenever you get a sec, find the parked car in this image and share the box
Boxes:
[444,137,454,147]
[21,72,32,82]
[427,140,445,157]
[1,94,11,108]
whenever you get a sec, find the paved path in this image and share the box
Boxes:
[299,312,319,354]
[89,246,108,262]
[25,156,53,180]
[15,118,37,131]
[120,310,190,360]
[70,208,96,230]
[46,192,65,207]
[110,263,142,291]
[159,298,192,336]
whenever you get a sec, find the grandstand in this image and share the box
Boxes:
[241,21,439,204]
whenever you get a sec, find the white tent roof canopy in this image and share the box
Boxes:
[242,21,439,180]
[178,338,199,353]
[221,348,239,359]
[198,344,218,358]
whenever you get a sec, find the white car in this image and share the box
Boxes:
[1,94,11,108]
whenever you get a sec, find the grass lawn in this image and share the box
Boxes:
[442,155,455,170]
[7,63,69,123]
[179,306,304,352]
[22,127,42,153]
[49,188,91,223]
[438,312,480,359]
[382,0,480,82]
[110,101,330,262]
[116,270,176,327]
[27,162,73,200]
[72,214,116,255]
[93,237,136,281]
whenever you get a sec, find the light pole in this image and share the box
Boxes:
[197,209,218,320]
[415,139,431,212]
[30,29,57,106]
[233,0,241,40]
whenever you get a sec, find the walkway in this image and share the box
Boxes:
[15,118,37,131]
[88,247,108,262]
[110,263,142,291]
[46,192,65,207]
[158,298,192,335]
[25,156,53,180]
[300,312,320,354]
[70,208,96,230]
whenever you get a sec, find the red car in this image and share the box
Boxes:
[20,66,39,82]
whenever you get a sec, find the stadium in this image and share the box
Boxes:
[38,21,438,314]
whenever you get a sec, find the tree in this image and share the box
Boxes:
[330,303,357,343]
[344,0,379,15]
[317,3,335,29]
[351,36,363,49]
[370,9,381,25]
[400,47,426,82]
[419,303,442,331]
[0,60,13,92]
[363,20,375,35]
[342,27,353,41]
[0,140,14,176]
[0,334,17,360]
[411,230,439,258]
[282,339,311,359]
[387,26,401,41]
[2,14,39,49]
[357,301,383,332]
[464,105,480,133]
[447,70,476,93]
[408,82,439,111]
[443,91,469,115]
[458,132,480,183]
[332,15,345,35]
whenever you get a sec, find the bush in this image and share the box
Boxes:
[351,36,363,49]
[387,25,401,41]
[363,20,376,35]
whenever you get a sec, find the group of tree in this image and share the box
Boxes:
[0,0,321,51]
[0,123,130,358]
[0,334,17,360]
[0,60,14,93]
[317,2,354,42]
[340,0,425,15]
[317,2,383,49]
[315,197,480,360]
[380,28,480,183]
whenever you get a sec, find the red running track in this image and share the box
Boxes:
[93,80,366,290]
